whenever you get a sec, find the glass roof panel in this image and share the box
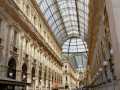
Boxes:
[37,0,89,45]
[36,0,89,70]
[62,38,87,53]
[75,53,87,69]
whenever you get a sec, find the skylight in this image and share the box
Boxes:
[36,0,89,46]
[36,0,89,71]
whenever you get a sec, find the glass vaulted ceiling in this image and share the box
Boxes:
[36,0,89,70]
[37,0,89,45]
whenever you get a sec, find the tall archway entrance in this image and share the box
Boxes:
[22,63,27,82]
[0,57,16,90]
[31,67,35,90]
[7,57,16,79]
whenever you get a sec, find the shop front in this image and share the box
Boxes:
[0,78,27,90]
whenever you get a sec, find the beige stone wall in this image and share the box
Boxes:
[0,0,63,90]
[62,61,79,90]
[13,0,62,58]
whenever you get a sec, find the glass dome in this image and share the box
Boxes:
[62,38,87,53]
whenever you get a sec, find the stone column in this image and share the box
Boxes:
[15,62,22,90]
[16,31,23,81]
[51,70,54,88]
[26,55,32,90]
[49,70,52,90]
[41,65,45,90]
[16,62,21,81]
[0,22,10,78]
[35,59,39,90]
[46,67,49,90]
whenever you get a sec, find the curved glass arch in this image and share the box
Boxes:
[45,6,88,16]
[49,20,88,39]
[62,38,87,53]
[55,28,88,42]
[37,0,89,45]
[62,38,88,70]
[39,0,88,10]
[47,11,88,23]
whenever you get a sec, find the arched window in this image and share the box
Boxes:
[7,57,16,79]
[44,67,47,85]
[39,64,42,83]
[66,76,68,81]
[22,63,27,82]
[31,67,35,82]
[33,16,36,26]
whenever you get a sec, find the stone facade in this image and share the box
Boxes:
[62,59,79,90]
[0,0,63,90]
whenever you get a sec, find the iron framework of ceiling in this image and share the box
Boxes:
[36,0,89,70]
[37,0,89,44]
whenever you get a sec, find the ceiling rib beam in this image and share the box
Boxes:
[54,0,68,38]
[68,39,72,56]
[75,0,81,36]
[47,9,88,25]
[82,39,88,57]
[45,0,61,38]
[82,0,88,57]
